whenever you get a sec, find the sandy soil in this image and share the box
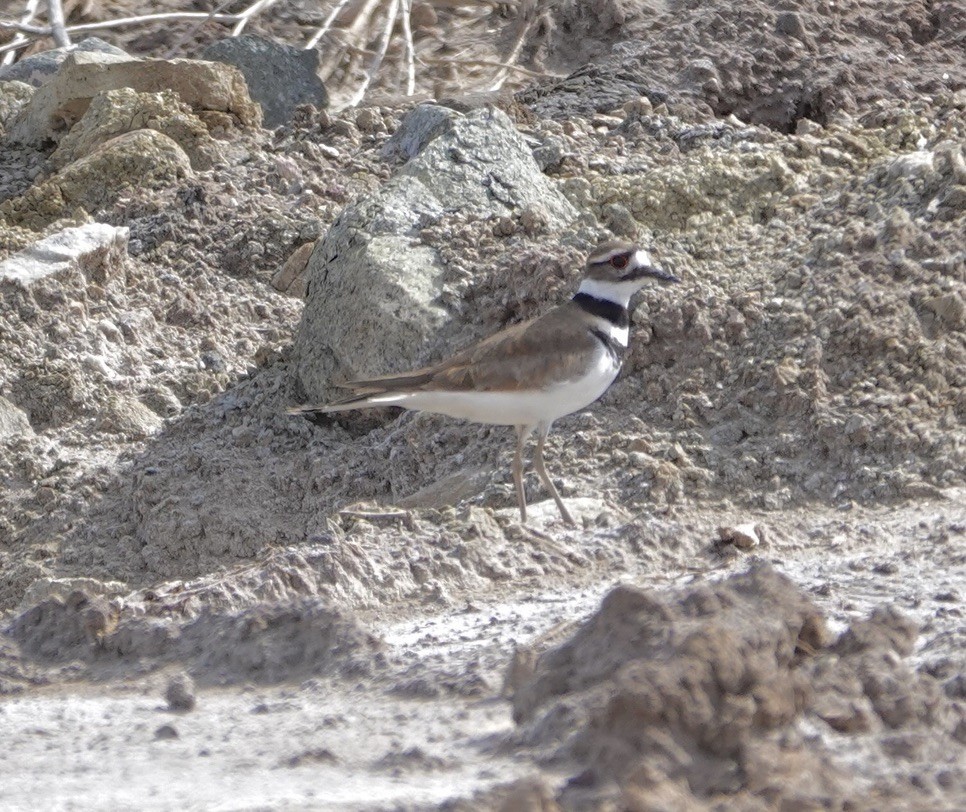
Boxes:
[1,0,965,809]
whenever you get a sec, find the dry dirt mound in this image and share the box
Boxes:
[507,564,965,810]
[1,100,962,593]
[520,0,966,130]
[6,587,384,685]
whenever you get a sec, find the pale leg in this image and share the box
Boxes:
[534,423,575,525]
[512,425,533,522]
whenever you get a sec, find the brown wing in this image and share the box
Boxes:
[344,302,601,394]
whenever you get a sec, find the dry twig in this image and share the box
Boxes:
[0,0,279,57]
[0,13,235,57]
[161,0,237,60]
[339,508,410,521]
[488,12,535,91]
[343,0,399,109]
[426,56,548,80]
[1,0,41,66]
[317,0,383,81]
[230,0,279,37]
[304,0,354,50]
[46,0,70,47]
[399,0,415,96]
[0,0,535,109]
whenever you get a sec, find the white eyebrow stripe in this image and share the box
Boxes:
[589,247,630,265]
[632,249,652,268]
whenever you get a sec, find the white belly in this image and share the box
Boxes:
[379,351,620,427]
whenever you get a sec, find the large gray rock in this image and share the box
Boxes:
[8,51,261,145]
[49,87,219,171]
[392,105,576,224]
[0,37,128,87]
[0,395,33,439]
[0,223,129,287]
[202,35,328,128]
[293,105,577,403]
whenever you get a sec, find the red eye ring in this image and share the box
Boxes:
[611,254,629,269]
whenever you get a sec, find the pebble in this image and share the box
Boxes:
[165,673,197,712]
[717,523,765,549]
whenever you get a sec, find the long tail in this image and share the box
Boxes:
[286,389,412,415]
[288,367,437,416]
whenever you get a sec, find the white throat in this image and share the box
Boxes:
[577,277,640,308]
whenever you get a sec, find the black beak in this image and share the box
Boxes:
[648,266,680,283]
[626,265,680,284]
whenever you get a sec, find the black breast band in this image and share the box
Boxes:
[572,292,629,328]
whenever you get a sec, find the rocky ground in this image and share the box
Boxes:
[0,1,964,809]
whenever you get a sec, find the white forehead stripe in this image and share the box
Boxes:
[632,249,651,268]
[590,246,631,265]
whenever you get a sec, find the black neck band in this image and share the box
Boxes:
[572,292,628,328]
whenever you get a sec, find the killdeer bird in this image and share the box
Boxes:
[289,240,680,524]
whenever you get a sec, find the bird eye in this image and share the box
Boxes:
[610,254,629,269]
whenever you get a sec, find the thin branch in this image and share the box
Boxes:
[161,0,237,60]
[45,0,70,46]
[0,9,264,57]
[339,508,409,520]
[425,56,550,80]
[230,0,279,37]
[0,32,40,58]
[488,13,535,91]
[0,20,48,35]
[342,0,399,109]
[431,0,514,7]
[1,0,40,66]
[318,0,382,81]
[399,0,415,96]
[304,0,353,50]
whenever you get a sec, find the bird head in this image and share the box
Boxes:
[578,240,679,306]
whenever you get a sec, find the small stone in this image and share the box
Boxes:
[355,108,385,134]
[623,96,652,117]
[165,673,197,712]
[520,206,548,236]
[272,241,315,294]
[602,202,637,237]
[922,292,965,328]
[492,216,518,237]
[775,11,808,40]
[155,724,179,740]
[795,118,823,137]
[0,395,33,439]
[872,561,899,576]
[201,351,226,372]
[532,136,566,171]
[329,119,359,140]
[717,523,765,549]
[499,776,561,812]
